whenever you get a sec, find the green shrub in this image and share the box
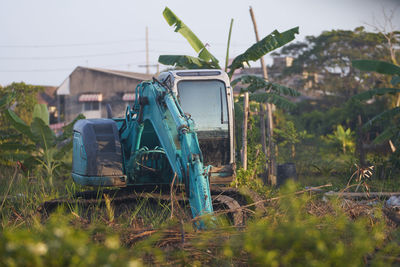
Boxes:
[0,214,142,267]
[223,181,388,266]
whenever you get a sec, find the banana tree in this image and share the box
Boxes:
[0,91,34,166]
[158,7,299,110]
[351,60,400,147]
[158,7,299,80]
[327,125,355,153]
[231,75,300,109]
[158,7,300,185]
[5,104,84,186]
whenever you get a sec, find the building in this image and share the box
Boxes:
[56,67,152,123]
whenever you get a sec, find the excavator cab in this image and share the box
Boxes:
[158,70,235,184]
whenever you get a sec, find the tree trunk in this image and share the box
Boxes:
[266,103,277,185]
[249,6,277,185]
[260,103,268,183]
[291,144,296,159]
[241,92,249,170]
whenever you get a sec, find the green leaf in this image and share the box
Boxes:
[30,117,56,149]
[162,7,220,67]
[54,140,72,160]
[228,27,299,77]
[363,107,400,130]
[54,114,86,159]
[158,55,219,69]
[391,76,400,86]
[373,125,400,144]
[0,152,33,163]
[352,60,400,75]
[0,91,15,109]
[58,113,85,141]
[0,95,8,109]
[0,142,35,151]
[5,109,34,140]
[32,104,49,125]
[232,75,300,96]
[351,88,400,101]
[249,93,297,110]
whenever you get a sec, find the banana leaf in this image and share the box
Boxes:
[54,139,72,160]
[158,55,219,69]
[57,113,85,141]
[31,117,56,149]
[351,88,400,102]
[0,132,23,141]
[373,125,400,144]
[352,60,400,75]
[5,109,35,140]
[162,7,220,67]
[228,27,299,77]
[363,107,400,130]
[0,152,33,163]
[249,92,297,110]
[33,104,50,125]
[0,142,36,151]
[232,75,300,96]
[0,91,15,109]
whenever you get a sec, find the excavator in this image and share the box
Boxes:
[65,69,261,225]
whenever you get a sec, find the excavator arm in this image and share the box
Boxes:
[125,79,213,219]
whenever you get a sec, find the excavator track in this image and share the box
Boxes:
[38,186,264,226]
[212,194,244,226]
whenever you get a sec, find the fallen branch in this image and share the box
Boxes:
[325,192,400,199]
[192,183,332,222]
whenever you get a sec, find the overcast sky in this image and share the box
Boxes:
[0,0,399,86]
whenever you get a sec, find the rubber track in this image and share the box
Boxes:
[212,194,244,226]
[38,188,184,216]
[38,186,265,223]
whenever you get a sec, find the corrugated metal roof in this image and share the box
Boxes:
[79,93,103,102]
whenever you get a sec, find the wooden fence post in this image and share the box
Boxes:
[241,92,249,170]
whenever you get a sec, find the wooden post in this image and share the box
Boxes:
[260,103,268,183]
[249,6,277,185]
[241,92,249,170]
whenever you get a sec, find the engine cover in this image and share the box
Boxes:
[72,118,126,186]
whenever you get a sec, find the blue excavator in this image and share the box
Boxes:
[68,69,260,225]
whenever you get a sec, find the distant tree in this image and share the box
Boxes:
[0,83,43,166]
[277,27,399,97]
[274,120,310,159]
[0,82,43,124]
